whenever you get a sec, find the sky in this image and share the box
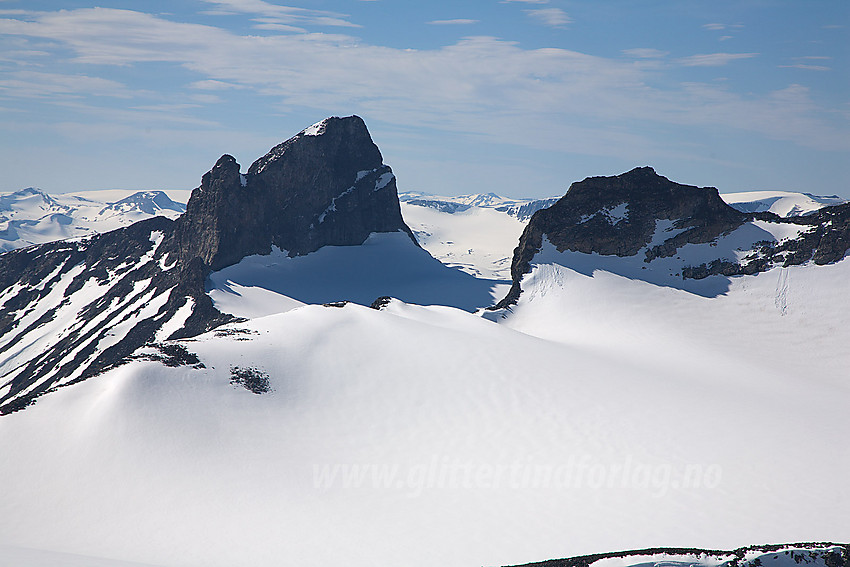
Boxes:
[0,1,848,199]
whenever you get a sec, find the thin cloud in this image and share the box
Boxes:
[779,64,830,71]
[526,8,571,27]
[677,53,758,67]
[0,70,137,99]
[198,0,358,28]
[703,23,744,31]
[622,48,668,59]
[188,79,247,90]
[501,0,550,3]
[427,19,479,25]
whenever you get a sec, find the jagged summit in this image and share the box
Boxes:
[176,115,414,271]
[0,115,417,413]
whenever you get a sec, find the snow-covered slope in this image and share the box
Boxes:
[207,231,501,318]
[0,188,185,251]
[1,258,848,567]
[721,190,845,217]
[397,191,558,280]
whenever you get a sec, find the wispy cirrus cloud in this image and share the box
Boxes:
[702,23,744,42]
[780,64,830,71]
[198,0,358,28]
[702,23,744,31]
[188,79,247,90]
[622,48,669,59]
[525,8,571,27]
[0,70,138,99]
[427,19,479,26]
[677,52,758,67]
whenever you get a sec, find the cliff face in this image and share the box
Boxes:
[174,116,415,271]
[497,167,850,307]
[0,115,417,414]
[526,167,746,258]
[498,167,747,306]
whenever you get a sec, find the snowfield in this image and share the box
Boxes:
[0,188,847,567]
[400,201,525,280]
[207,232,504,318]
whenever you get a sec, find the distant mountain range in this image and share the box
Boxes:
[400,191,561,221]
[0,188,184,252]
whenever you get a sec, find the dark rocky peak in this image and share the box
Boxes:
[173,115,415,271]
[249,116,383,178]
[537,166,746,257]
[0,115,415,414]
[496,168,850,308]
[496,168,750,307]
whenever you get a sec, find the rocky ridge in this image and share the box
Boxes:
[0,115,414,414]
[508,543,849,567]
[497,167,850,307]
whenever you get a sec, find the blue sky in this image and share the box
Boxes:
[0,0,847,198]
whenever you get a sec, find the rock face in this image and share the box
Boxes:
[498,167,747,306]
[497,167,850,307]
[684,201,850,278]
[175,116,414,271]
[524,167,746,256]
[0,115,415,414]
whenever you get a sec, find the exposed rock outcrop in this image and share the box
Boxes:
[0,115,415,414]
[497,167,747,306]
[497,167,850,307]
[508,543,850,567]
[175,116,414,271]
[682,202,850,278]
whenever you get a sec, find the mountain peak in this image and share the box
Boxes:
[177,115,413,271]
[0,115,416,413]
[538,166,744,255]
[496,167,850,307]
[249,115,377,176]
[496,167,748,306]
